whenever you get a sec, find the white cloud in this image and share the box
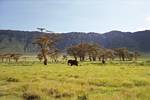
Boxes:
[145,17,150,22]
[135,25,150,32]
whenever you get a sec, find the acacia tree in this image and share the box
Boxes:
[114,48,129,61]
[76,42,89,61]
[12,54,22,62]
[97,48,105,61]
[34,34,57,65]
[67,42,102,61]
[67,42,90,61]
[125,51,140,61]
[104,49,116,61]
[49,48,60,63]
[67,45,79,60]
[37,53,43,62]
[37,28,45,32]
[134,51,140,60]
[87,43,101,61]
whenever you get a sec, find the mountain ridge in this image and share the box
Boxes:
[0,29,150,53]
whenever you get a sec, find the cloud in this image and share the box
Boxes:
[145,17,150,22]
[135,25,150,32]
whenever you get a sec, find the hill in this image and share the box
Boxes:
[0,30,150,53]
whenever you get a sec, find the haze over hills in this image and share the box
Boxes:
[0,30,150,53]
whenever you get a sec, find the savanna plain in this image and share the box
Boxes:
[0,55,150,100]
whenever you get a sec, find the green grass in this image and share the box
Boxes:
[0,60,150,100]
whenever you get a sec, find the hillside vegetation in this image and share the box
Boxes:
[0,30,150,53]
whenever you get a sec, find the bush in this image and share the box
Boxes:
[23,91,41,100]
[133,79,149,86]
[122,81,134,88]
[6,77,19,82]
[43,88,72,99]
[77,94,88,100]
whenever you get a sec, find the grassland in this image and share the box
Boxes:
[0,57,150,100]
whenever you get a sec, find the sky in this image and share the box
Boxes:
[0,0,150,33]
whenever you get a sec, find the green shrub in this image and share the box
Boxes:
[122,81,134,88]
[77,94,88,100]
[43,88,72,99]
[6,77,19,82]
[133,80,149,86]
[23,92,41,100]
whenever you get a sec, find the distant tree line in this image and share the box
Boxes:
[33,32,140,65]
[67,42,140,62]
[0,53,22,63]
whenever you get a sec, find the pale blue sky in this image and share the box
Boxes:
[0,0,150,33]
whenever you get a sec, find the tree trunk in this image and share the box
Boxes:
[15,59,18,62]
[82,56,85,61]
[89,56,92,61]
[44,58,47,65]
[101,55,105,64]
[92,56,96,61]
[122,56,125,61]
[8,58,11,62]
[2,58,4,62]
[98,57,101,61]
[42,48,48,65]
[79,56,82,61]
[74,56,77,61]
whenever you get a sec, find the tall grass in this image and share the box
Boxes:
[0,58,150,100]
